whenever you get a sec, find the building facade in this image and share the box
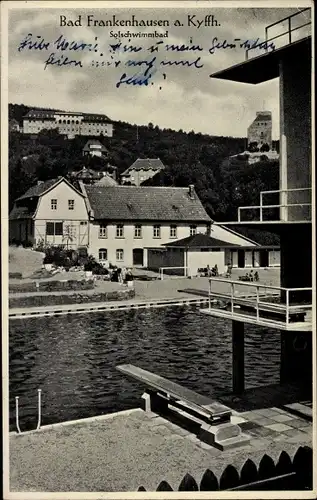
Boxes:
[9,178,279,271]
[23,109,113,138]
[121,158,165,186]
[81,183,212,267]
[9,178,89,248]
[247,111,272,150]
[82,140,108,157]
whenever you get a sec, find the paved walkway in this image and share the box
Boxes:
[9,405,311,492]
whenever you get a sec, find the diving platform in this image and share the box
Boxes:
[200,278,312,332]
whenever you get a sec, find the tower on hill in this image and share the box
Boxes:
[247,111,272,151]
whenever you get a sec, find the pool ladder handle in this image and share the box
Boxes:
[15,388,42,434]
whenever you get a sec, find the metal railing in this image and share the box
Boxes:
[245,8,311,60]
[159,266,190,280]
[238,187,312,222]
[15,389,42,434]
[208,277,312,327]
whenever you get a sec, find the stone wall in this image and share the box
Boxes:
[9,279,95,294]
[9,288,135,308]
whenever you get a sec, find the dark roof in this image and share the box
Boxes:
[9,206,35,220]
[164,233,240,249]
[24,109,56,119]
[16,178,60,201]
[84,185,211,222]
[82,140,108,152]
[81,114,110,122]
[16,177,83,201]
[122,158,165,175]
[221,225,280,246]
[72,167,101,180]
[24,109,111,122]
[253,112,272,122]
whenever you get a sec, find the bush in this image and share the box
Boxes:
[84,255,97,271]
[43,255,54,264]
[34,239,47,252]
[23,240,33,248]
[43,246,79,268]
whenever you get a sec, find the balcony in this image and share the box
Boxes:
[200,278,312,331]
[237,188,312,224]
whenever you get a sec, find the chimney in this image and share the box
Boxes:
[188,184,195,198]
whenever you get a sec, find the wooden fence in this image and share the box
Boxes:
[138,446,312,491]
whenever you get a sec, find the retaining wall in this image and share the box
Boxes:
[9,288,136,308]
[9,279,95,294]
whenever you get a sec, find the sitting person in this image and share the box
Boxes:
[254,271,259,282]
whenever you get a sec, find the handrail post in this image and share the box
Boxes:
[15,396,21,434]
[160,268,163,280]
[231,282,234,314]
[260,192,263,221]
[208,279,211,309]
[288,16,292,44]
[238,207,241,222]
[265,26,268,51]
[36,389,42,431]
[256,285,259,321]
[286,289,289,325]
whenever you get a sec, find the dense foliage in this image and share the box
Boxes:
[9,103,279,223]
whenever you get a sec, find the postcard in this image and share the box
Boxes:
[1,1,315,498]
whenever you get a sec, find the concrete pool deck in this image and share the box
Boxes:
[9,404,312,492]
[9,269,280,315]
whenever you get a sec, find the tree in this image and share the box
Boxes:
[248,141,259,152]
[260,143,270,152]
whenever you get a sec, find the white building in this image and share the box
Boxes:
[23,109,113,138]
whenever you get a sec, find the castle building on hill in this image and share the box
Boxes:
[22,109,113,138]
[247,111,272,150]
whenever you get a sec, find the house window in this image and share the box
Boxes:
[80,221,87,225]
[190,225,197,236]
[116,224,124,238]
[51,199,57,210]
[68,199,75,210]
[116,249,124,261]
[46,222,63,236]
[99,248,108,261]
[99,224,108,238]
[170,225,177,238]
[134,224,142,238]
[153,225,161,238]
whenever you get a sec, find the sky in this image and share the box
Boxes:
[6,3,312,138]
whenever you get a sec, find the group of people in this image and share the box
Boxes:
[206,264,219,277]
[110,266,134,284]
[242,270,259,282]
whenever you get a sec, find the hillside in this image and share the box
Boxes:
[9,103,279,225]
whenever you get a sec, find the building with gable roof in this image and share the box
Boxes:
[121,158,165,186]
[82,139,109,158]
[10,178,265,269]
[9,177,89,248]
[80,183,256,267]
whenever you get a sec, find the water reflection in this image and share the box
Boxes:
[9,306,280,431]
